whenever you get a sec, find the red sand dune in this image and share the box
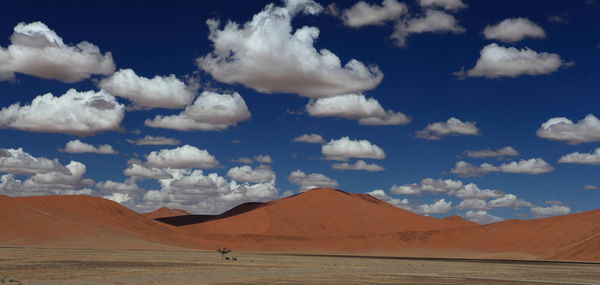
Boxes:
[0,195,206,250]
[143,207,190,219]
[180,188,475,237]
[2,189,600,261]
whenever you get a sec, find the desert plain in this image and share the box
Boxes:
[2,247,600,285]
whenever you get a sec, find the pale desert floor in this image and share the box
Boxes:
[1,247,599,285]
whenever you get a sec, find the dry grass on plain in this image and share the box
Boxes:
[1,247,599,285]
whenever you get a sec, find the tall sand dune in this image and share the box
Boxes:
[0,195,205,249]
[2,189,600,261]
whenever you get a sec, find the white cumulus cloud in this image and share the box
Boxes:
[451,158,554,177]
[537,114,600,144]
[416,117,480,140]
[558,148,600,165]
[322,137,385,161]
[293,133,325,144]
[0,148,69,175]
[197,0,383,98]
[418,198,452,214]
[463,210,503,224]
[458,43,565,78]
[531,205,571,217]
[488,194,532,208]
[0,89,125,136]
[145,91,250,131]
[61,140,117,154]
[254,155,273,164]
[288,169,338,191]
[341,0,408,28]
[305,94,410,126]
[0,21,115,82]
[123,163,173,180]
[145,145,219,169]
[99,68,196,109]
[227,165,275,183]
[392,9,465,47]
[483,18,546,43]
[331,160,385,172]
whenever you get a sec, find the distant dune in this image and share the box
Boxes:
[143,207,191,219]
[1,189,599,261]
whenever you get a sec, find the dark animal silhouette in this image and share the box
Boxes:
[216,248,232,260]
[225,257,230,261]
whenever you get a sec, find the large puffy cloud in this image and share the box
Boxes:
[392,9,465,47]
[0,21,115,82]
[145,91,250,131]
[227,165,275,183]
[451,158,554,177]
[416,117,480,140]
[0,160,94,196]
[61,140,117,154]
[531,205,571,217]
[0,89,125,136]
[288,170,338,191]
[418,0,467,11]
[305,94,410,126]
[558,148,600,165]
[322,137,385,161]
[458,43,565,79]
[418,199,452,214]
[127,135,181,146]
[144,145,219,169]
[465,146,518,158]
[293,133,325,144]
[138,168,278,214]
[0,148,68,175]
[463,210,503,224]
[537,114,600,144]
[341,0,408,28]
[331,160,385,172]
[99,69,195,109]
[483,18,546,43]
[197,0,383,98]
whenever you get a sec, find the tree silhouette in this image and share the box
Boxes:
[216,248,231,260]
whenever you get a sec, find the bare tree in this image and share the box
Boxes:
[216,248,231,260]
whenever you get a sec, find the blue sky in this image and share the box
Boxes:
[0,0,598,223]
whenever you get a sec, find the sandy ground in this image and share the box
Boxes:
[1,247,599,285]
